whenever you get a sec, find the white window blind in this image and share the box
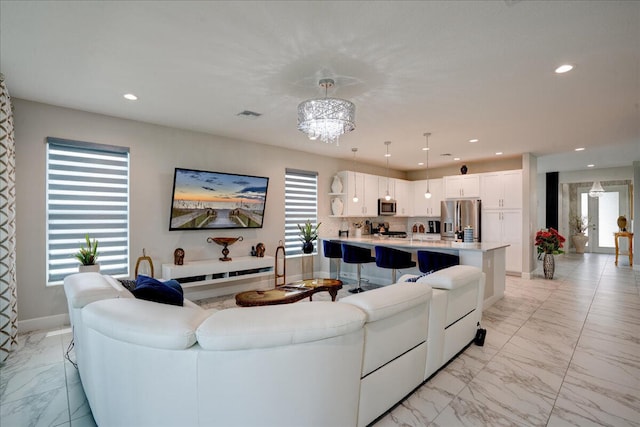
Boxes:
[285,169,318,257]
[46,137,130,284]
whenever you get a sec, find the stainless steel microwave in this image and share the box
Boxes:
[378,198,397,216]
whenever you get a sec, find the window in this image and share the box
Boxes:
[46,137,130,284]
[284,169,318,257]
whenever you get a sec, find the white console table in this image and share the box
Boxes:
[162,256,274,289]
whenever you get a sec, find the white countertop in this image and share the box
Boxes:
[323,236,509,252]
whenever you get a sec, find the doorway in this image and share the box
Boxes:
[578,184,630,254]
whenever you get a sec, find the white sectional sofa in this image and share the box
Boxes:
[63,265,485,427]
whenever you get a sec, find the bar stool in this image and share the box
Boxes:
[341,244,376,293]
[374,246,417,283]
[417,251,460,273]
[322,240,343,280]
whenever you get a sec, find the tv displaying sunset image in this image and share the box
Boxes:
[169,168,269,230]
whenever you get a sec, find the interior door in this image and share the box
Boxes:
[579,184,630,254]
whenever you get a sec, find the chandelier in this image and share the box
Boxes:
[588,181,605,198]
[297,78,356,145]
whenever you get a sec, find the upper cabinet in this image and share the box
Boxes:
[444,174,481,199]
[480,170,522,209]
[331,171,378,217]
[377,177,413,216]
[412,178,442,217]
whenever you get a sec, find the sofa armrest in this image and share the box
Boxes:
[419,265,482,290]
[64,272,129,309]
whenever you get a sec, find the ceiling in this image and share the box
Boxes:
[1,1,639,171]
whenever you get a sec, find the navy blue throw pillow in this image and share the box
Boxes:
[163,279,184,296]
[405,270,435,283]
[132,275,183,306]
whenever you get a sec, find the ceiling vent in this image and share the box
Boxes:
[237,110,262,119]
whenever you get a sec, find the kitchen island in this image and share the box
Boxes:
[323,236,508,308]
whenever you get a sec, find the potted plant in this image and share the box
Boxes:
[74,234,100,272]
[534,228,565,279]
[569,214,590,254]
[298,220,321,254]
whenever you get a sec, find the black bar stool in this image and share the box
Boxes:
[417,251,460,273]
[322,240,343,280]
[341,244,376,293]
[375,246,417,283]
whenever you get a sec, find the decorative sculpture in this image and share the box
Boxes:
[207,236,243,261]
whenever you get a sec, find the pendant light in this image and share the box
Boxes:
[351,148,359,203]
[423,132,432,199]
[384,141,392,201]
[589,181,605,198]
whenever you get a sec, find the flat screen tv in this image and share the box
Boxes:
[169,168,269,230]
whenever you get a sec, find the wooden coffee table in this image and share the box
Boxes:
[235,278,343,307]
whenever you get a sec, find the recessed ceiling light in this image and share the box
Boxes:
[575,147,585,151]
[555,64,574,74]
[469,139,479,143]
[123,93,138,101]
[454,157,461,161]
[418,162,424,166]
[495,152,503,156]
[587,164,595,168]
[421,147,429,151]
[384,153,391,158]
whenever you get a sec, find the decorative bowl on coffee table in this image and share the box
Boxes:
[207,236,243,261]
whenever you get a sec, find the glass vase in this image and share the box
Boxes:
[543,253,555,279]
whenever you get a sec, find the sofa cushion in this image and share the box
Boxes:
[132,275,183,306]
[339,282,432,323]
[418,265,482,290]
[197,302,366,351]
[83,298,210,350]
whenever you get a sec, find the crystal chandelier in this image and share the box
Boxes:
[588,180,605,198]
[297,78,356,145]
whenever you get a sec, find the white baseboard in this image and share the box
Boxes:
[18,313,70,333]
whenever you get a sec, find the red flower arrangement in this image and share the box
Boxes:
[535,228,565,255]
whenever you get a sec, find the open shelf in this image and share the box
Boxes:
[162,256,274,289]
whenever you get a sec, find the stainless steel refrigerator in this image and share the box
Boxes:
[441,199,481,241]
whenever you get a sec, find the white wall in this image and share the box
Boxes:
[13,99,398,323]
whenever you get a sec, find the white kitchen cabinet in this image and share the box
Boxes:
[482,210,522,273]
[376,177,413,216]
[444,174,480,199]
[412,178,442,217]
[480,170,522,209]
[394,179,413,216]
[334,171,378,217]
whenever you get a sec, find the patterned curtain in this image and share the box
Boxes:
[0,73,18,363]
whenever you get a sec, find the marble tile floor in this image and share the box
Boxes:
[1,253,638,426]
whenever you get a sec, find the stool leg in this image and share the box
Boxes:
[391,268,397,283]
[349,264,365,293]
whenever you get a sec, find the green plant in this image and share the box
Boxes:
[535,228,565,255]
[569,214,591,234]
[74,234,99,265]
[297,220,321,243]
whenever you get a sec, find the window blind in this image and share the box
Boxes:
[284,169,318,257]
[46,137,130,284]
